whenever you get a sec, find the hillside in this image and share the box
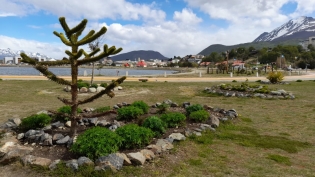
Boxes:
[110,50,168,61]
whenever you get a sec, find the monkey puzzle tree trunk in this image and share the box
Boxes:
[70,46,79,137]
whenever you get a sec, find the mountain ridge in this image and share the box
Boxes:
[110,50,168,61]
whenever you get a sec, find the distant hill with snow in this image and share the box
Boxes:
[0,48,51,59]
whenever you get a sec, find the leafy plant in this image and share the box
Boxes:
[160,112,186,128]
[93,106,111,113]
[90,83,98,88]
[296,79,302,82]
[20,113,52,130]
[189,110,209,122]
[157,103,169,114]
[100,83,107,87]
[142,116,166,136]
[185,104,204,116]
[267,72,284,84]
[77,81,90,89]
[131,100,149,113]
[116,124,154,149]
[71,127,123,160]
[117,106,144,120]
[232,80,237,82]
[267,154,291,165]
[55,105,82,121]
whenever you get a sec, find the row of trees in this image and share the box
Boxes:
[201,44,315,69]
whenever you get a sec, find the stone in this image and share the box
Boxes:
[210,115,220,128]
[9,118,21,126]
[17,133,24,140]
[193,128,203,132]
[42,125,52,131]
[4,122,17,129]
[170,103,178,107]
[49,159,61,170]
[96,86,105,92]
[156,139,174,152]
[64,86,71,92]
[56,135,70,145]
[113,105,120,109]
[169,133,186,141]
[24,130,36,138]
[66,159,79,171]
[40,133,50,142]
[115,153,132,166]
[97,120,110,127]
[117,86,123,90]
[51,121,63,128]
[65,121,71,128]
[43,138,53,146]
[52,133,64,142]
[0,143,33,165]
[193,132,202,136]
[96,153,124,170]
[77,156,94,166]
[80,87,88,93]
[140,149,155,161]
[127,152,146,165]
[88,87,97,93]
[21,155,52,167]
[182,102,190,108]
[88,118,98,126]
[146,144,162,154]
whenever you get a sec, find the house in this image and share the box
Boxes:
[136,60,147,67]
[232,60,245,69]
[199,62,211,67]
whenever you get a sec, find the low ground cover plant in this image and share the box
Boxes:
[55,105,82,121]
[185,104,204,116]
[117,106,144,120]
[115,124,154,149]
[20,113,52,130]
[157,103,169,114]
[142,116,166,136]
[189,110,209,122]
[70,127,123,160]
[93,106,111,113]
[160,112,186,128]
[131,100,149,113]
[267,72,284,83]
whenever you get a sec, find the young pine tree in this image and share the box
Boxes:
[20,17,126,136]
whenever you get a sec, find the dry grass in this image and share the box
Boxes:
[0,79,315,176]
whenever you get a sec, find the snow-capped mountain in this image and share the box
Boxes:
[253,16,315,42]
[0,48,51,59]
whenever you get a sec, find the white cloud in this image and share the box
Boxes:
[4,0,166,22]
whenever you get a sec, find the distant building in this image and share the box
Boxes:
[299,36,315,50]
[136,60,147,67]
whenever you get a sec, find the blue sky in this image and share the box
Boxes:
[0,0,315,59]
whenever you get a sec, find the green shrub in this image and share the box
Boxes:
[93,106,111,113]
[185,104,204,115]
[90,83,98,88]
[116,124,154,149]
[131,100,149,113]
[117,106,144,120]
[77,81,89,89]
[157,103,169,114]
[56,105,82,121]
[232,80,237,82]
[189,110,209,122]
[267,72,284,84]
[0,78,2,81]
[70,127,123,160]
[142,116,166,136]
[256,80,262,82]
[20,113,52,130]
[296,79,302,82]
[100,83,107,87]
[160,112,186,128]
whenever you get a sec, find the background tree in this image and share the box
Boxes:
[20,17,125,136]
[88,34,105,86]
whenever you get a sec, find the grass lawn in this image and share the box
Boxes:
[0,79,315,177]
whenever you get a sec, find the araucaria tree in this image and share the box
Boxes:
[20,17,126,136]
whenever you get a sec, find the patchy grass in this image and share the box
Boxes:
[1,80,315,176]
[267,154,292,166]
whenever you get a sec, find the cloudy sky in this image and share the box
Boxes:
[0,0,315,59]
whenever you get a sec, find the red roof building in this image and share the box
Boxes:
[136,60,147,67]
